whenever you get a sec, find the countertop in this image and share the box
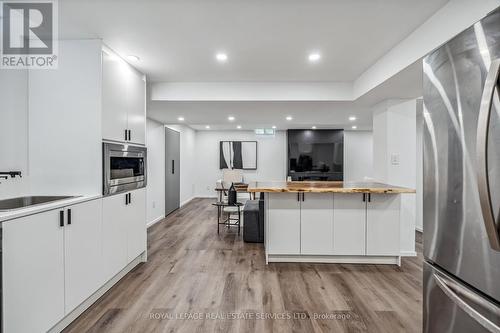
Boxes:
[0,194,102,223]
[247,181,415,194]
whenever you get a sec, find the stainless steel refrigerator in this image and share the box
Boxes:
[423,7,500,333]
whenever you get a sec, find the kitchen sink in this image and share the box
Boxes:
[0,196,77,211]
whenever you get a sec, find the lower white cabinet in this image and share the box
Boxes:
[102,188,147,281]
[333,193,366,255]
[366,194,400,255]
[126,188,147,261]
[3,210,65,333]
[267,193,301,254]
[64,200,104,312]
[300,193,334,255]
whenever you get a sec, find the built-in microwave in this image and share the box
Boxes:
[103,142,147,196]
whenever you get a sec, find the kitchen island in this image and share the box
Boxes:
[247,181,415,265]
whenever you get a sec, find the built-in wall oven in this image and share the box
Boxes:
[103,142,147,196]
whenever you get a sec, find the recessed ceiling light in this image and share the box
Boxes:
[237,125,242,129]
[352,125,357,129]
[286,116,293,121]
[349,116,357,121]
[312,126,317,129]
[126,55,140,62]
[272,125,277,129]
[205,125,210,129]
[216,52,228,62]
[308,52,321,62]
[228,116,235,121]
[177,117,184,121]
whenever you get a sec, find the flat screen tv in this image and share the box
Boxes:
[287,129,343,181]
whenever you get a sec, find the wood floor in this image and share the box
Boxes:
[64,198,423,333]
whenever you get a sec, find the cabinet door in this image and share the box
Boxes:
[64,200,104,313]
[267,193,301,254]
[102,51,129,143]
[3,210,65,333]
[127,188,147,261]
[366,194,400,255]
[333,194,366,255]
[126,72,146,145]
[300,193,334,255]
[102,193,128,281]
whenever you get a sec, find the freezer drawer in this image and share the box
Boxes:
[424,261,500,333]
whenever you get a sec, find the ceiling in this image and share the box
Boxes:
[59,0,448,82]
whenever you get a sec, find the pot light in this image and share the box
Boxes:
[349,116,357,121]
[312,126,317,129]
[228,116,235,121]
[216,53,228,62]
[237,125,242,129]
[126,55,140,62]
[205,125,210,129]
[308,52,321,62]
[177,117,184,121]
[351,125,357,129]
[272,125,277,129]
[286,116,293,121]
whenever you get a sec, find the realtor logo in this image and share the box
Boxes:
[1,0,58,68]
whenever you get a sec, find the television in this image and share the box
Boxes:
[287,129,344,181]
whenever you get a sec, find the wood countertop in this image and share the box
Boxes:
[246,181,415,194]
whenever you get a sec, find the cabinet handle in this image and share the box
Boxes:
[67,209,72,225]
[368,193,371,202]
[128,129,132,141]
[129,193,132,204]
[302,192,305,201]
[125,193,129,205]
[59,210,64,227]
[125,129,128,141]
[172,160,175,174]
[297,192,300,202]
[362,193,366,202]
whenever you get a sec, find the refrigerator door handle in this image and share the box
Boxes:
[477,58,500,251]
[434,273,500,333]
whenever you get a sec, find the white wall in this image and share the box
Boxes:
[194,130,287,197]
[343,131,373,182]
[372,99,417,255]
[165,124,197,206]
[146,118,166,226]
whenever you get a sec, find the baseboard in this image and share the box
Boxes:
[415,226,423,233]
[180,196,196,207]
[267,255,401,265]
[147,215,165,228]
[400,250,417,257]
[48,253,145,333]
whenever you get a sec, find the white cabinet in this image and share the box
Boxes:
[366,194,401,255]
[102,193,129,281]
[102,50,146,145]
[3,210,65,333]
[267,193,301,254]
[102,188,147,281]
[333,193,366,255]
[64,200,104,312]
[300,193,334,255]
[126,188,147,261]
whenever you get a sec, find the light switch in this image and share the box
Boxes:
[391,153,400,165]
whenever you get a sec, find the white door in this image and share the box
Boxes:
[127,188,147,261]
[300,193,334,255]
[333,193,367,255]
[267,193,301,254]
[101,50,129,143]
[3,210,65,333]
[366,194,401,255]
[102,193,128,281]
[126,71,146,145]
[64,200,104,313]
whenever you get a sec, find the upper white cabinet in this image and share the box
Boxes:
[64,199,104,313]
[102,48,146,145]
[300,193,334,255]
[3,210,65,333]
[267,193,301,254]
[333,193,366,255]
[366,194,401,255]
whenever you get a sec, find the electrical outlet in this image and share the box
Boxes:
[390,153,400,166]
